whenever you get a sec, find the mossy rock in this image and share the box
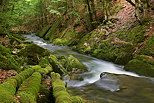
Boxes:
[92,40,135,65]
[11,67,35,87]
[0,89,17,103]
[39,57,51,68]
[115,25,146,44]
[0,79,18,103]
[36,25,51,38]
[124,55,154,77]
[71,96,83,103]
[51,72,84,103]
[0,44,20,71]
[51,72,72,103]
[53,38,69,46]
[18,43,50,65]
[48,55,67,75]
[17,72,42,103]
[140,35,154,57]
[64,55,87,73]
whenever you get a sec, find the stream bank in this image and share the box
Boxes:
[24,34,154,103]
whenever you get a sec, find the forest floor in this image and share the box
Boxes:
[0,69,18,83]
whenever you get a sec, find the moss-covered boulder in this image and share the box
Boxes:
[18,43,50,65]
[48,55,67,75]
[92,40,135,65]
[64,55,87,73]
[0,44,20,71]
[16,72,42,103]
[114,25,146,44]
[0,79,17,103]
[39,57,51,68]
[51,72,83,103]
[11,67,35,87]
[124,55,154,77]
[0,67,37,103]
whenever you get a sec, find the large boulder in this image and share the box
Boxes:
[124,55,154,77]
[64,55,87,74]
[18,43,50,65]
[92,40,135,65]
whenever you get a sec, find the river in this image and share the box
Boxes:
[24,34,154,103]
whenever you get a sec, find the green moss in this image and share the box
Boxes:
[64,55,87,73]
[18,43,50,65]
[11,67,35,87]
[48,55,68,75]
[39,57,51,68]
[115,25,146,44]
[51,72,83,103]
[140,35,154,57]
[0,89,17,103]
[17,72,42,103]
[53,38,69,46]
[71,96,83,103]
[0,44,20,71]
[0,79,18,103]
[36,25,51,38]
[124,57,154,77]
[92,40,135,65]
[50,72,72,103]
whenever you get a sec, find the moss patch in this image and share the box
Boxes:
[16,72,42,103]
[50,72,83,103]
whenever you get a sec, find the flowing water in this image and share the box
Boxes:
[24,34,154,103]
